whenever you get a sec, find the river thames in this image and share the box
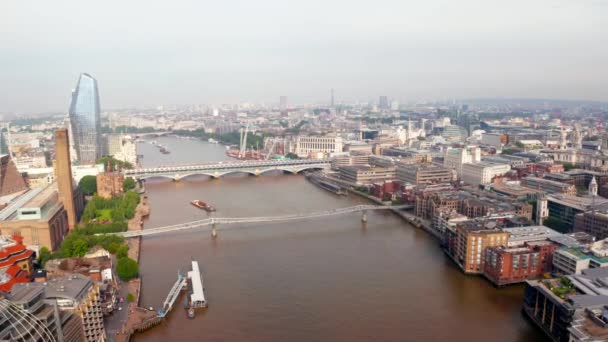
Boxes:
[132,136,547,342]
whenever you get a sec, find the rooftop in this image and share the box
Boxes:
[22,183,57,209]
[9,282,46,304]
[548,194,608,211]
[503,225,562,246]
[44,274,93,301]
[558,247,608,264]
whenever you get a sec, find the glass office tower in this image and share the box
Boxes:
[69,73,101,164]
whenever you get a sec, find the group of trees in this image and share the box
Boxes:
[47,230,126,259]
[78,175,137,197]
[543,216,571,233]
[98,156,134,171]
[285,153,299,160]
[41,229,139,281]
[173,128,271,149]
[81,191,141,224]
[285,120,308,134]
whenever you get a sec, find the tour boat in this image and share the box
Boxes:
[191,200,216,212]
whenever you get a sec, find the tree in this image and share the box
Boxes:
[116,244,129,259]
[59,233,90,258]
[562,162,576,171]
[285,153,299,160]
[123,177,136,192]
[38,247,52,267]
[501,148,518,155]
[127,293,135,302]
[543,216,571,233]
[78,175,97,196]
[117,257,139,281]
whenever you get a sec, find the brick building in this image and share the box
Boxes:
[483,241,558,286]
[96,171,124,199]
[445,220,510,274]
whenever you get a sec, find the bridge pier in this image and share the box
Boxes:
[361,210,367,223]
[211,223,217,238]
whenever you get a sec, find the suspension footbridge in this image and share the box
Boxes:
[115,204,412,238]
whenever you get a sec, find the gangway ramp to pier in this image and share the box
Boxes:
[158,274,187,318]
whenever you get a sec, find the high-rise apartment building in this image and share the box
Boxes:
[69,73,101,164]
[446,221,509,274]
[279,96,288,110]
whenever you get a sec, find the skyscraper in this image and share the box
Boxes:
[330,88,335,107]
[69,73,101,164]
[279,96,288,110]
[379,96,389,110]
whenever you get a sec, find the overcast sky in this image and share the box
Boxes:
[1,0,607,113]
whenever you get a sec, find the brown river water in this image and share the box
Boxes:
[132,136,547,342]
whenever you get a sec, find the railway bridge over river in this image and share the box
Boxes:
[123,159,331,181]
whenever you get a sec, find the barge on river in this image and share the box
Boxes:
[191,200,216,212]
[306,174,347,196]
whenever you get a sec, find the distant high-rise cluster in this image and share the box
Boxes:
[69,73,101,164]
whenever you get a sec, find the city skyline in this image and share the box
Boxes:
[1,0,607,112]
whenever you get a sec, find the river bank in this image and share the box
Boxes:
[114,197,155,342]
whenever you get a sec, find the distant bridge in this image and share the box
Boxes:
[132,131,173,138]
[116,204,412,238]
[123,159,331,181]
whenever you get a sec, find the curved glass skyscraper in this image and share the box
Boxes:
[69,73,101,164]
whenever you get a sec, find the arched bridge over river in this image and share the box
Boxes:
[123,159,331,181]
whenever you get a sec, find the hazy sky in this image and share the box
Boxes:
[1,0,607,112]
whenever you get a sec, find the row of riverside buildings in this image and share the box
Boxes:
[321,139,608,341]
